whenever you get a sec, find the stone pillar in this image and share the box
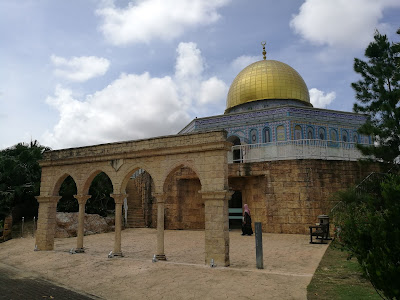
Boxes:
[35,196,61,251]
[201,190,233,267]
[154,193,167,260]
[74,194,91,253]
[110,194,127,256]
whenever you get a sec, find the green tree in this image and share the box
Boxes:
[333,174,400,300]
[0,141,50,220]
[87,172,114,217]
[352,30,400,163]
[57,175,78,212]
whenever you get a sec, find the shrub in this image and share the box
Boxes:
[333,174,400,300]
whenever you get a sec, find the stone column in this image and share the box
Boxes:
[154,193,167,260]
[201,190,233,267]
[35,196,61,251]
[110,194,127,256]
[74,194,91,253]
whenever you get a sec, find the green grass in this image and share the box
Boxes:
[307,241,382,300]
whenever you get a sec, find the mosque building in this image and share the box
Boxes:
[125,44,377,234]
[35,44,384,263]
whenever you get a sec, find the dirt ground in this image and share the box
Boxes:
[0,228,328,300]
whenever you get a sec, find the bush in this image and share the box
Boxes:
[333,174,400,299]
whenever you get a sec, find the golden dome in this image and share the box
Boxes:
[226,60,311,112]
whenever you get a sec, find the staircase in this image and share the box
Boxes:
[126,171,148,228]
[127,207,146,228]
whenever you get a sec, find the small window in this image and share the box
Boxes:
[263,127,271,143]
[330,129,338,141]
[353,134,358,143]
[294,125,302,140]
[307,127,314,139]
[342,130,348,142]
[318,128,326,140]
[277,125,285,141]
[250,129,258,144]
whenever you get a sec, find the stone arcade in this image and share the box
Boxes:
[35,46,383,267]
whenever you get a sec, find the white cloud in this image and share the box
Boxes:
[309,88,336,108]
[290,0,400,49]
[43,74,188,148]
[175,42,204,80]
[96,0,230,45]
[199,77,228,105]
[43,43,228,149]
[51,55,110,82]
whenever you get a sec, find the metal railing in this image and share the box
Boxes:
[228,139,368,163]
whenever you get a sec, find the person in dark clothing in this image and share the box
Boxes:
[241,204,253,235]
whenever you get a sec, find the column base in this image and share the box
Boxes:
[156,254,167,261]
[113,252,124,257]
[74,248,85,253]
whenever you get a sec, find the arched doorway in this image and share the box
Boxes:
[57,175,78,213]
[125,169,155,228]
[164,166,203,230]
[228,135,241,163]
[87,172,114,217]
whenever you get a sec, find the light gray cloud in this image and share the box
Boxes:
[290,0,400,49]
[309,88,335,108]
[51,55,110,82]
[96,0,230,45]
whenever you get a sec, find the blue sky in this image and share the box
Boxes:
[0,0,399,149]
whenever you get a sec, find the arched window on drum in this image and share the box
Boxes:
[307,127,314,139]
[263,127,271,143]
[294,125,302,140]
[276,125,285,141]
[250,129,258,144]
[318,127,326,140]
[353,133,359,143]
[330,129,338,141]
[341,130,348,142]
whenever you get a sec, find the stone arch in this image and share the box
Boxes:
[120,165,156,194]
[81,169,115,195]
[227,134,241,145]
[162,161,203,190]
[51,172,78,196]
[163,163,204,230]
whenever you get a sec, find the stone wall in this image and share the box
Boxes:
[138,159,384,234]
[229,160,385,234]
[163,167,203,230]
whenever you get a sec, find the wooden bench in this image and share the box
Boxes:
[309,223,329,244]
[228,208,243,229]
[228,208,243,220]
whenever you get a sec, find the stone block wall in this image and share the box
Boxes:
[229,160,385,234]
[162,167,203,229]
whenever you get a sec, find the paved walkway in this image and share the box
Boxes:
[0,263,101,300]
[0,229,329,300]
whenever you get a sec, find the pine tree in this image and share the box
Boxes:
[352,30,400,163]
